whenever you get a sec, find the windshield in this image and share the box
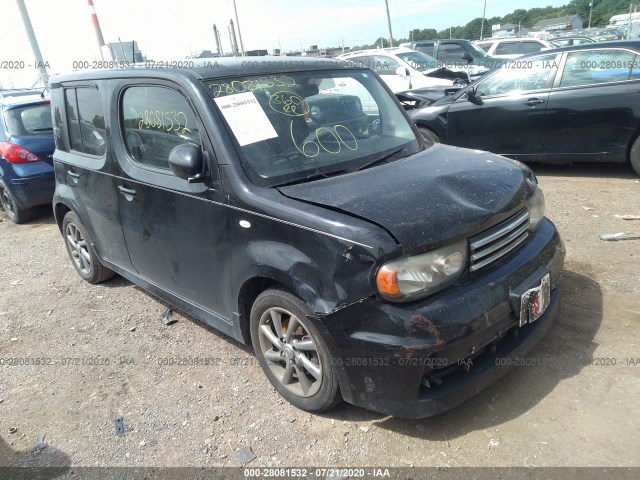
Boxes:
[470,43,489,57]
[204,70,419,187]
[395,51,440,71]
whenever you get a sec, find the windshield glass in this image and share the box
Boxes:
[204,69,419,187]
[395,51,440,71]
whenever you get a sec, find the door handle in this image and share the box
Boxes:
[523,98,545,107]
[117,186,137,200]
[67,171,80,178]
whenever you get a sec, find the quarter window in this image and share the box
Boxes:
[64,87,106,156]
[560,50,635,87]
[121,86,201,170]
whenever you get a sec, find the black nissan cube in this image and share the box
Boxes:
[49,57,564,418]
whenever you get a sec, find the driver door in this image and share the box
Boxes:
[114,82,231,320]
[444,53,560,159]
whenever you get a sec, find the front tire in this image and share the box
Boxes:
[630,135,640,176]
[0,180,31,224]
[250,288,341,412]
[62,211,114,284]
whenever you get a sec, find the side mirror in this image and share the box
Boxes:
[462,52,473,63]
[466,86,480,103]
[168,144,206,183]
[396,66,410,77]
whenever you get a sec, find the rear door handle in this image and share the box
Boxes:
[67,171,80,178]
[117,186,137,200]
[523,98,545,107]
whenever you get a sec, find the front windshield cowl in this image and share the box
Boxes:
[203,69,420,187]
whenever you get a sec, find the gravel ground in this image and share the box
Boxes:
[0,162,639,474]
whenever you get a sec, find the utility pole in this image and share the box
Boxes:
[629,3,633,40]
[384,0,394,47]
[15,0,49,85]
[480,0,487,40]
[232,0,245,56]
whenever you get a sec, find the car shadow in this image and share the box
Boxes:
[320,269,604,436]
[0,434,70,477]
[530,162,637,179]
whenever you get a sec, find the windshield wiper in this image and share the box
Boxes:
[276,168,349,187]
[353,147,405,172]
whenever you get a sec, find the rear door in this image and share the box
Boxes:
[53,83,133,269]
[544,48,640,162]
[444,53,561,159]
[114,82,230,320]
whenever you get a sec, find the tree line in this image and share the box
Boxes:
[353,0,637,50]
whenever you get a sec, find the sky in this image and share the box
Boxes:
[0,0,568,88]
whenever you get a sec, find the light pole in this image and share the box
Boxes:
[588,1,594,29]
[232,0,245,56]
[384,0,394,47]
[480,0,487,40]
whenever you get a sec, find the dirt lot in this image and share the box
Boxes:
[0,163,639,473]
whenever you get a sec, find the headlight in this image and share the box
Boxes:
[376,240,467,302]
[528,187,545,231]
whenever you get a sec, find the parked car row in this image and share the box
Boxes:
[0,92,55,223]
[403,41,640,176]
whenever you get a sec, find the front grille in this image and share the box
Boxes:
[469,209,530,272]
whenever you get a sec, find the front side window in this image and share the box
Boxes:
[121,86,201,170]
[475,54,558,96]
[64,87,106,156]
[560,49,636,87]
[204,70,419,187]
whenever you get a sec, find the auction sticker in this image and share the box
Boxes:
[214,92,278,146]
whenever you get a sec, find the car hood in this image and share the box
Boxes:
[278,145,534,254]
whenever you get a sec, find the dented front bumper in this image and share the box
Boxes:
[316,219,564,418]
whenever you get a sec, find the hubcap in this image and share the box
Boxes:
[65,223,91,275]
[257,307,322,398]
[0,187,16,217]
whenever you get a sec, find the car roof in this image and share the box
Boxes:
[517,39,640,57]
[0,94,50,109]
[338,47,418,60]
[50,56,364,85]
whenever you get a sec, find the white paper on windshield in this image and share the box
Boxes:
[214,92,278,146]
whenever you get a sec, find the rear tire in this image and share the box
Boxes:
[250,288,341,413]
[630,135,640,176]
[418,127,441,148]
[0,180,31,224]
[62,211,115,284]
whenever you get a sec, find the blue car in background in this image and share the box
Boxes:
[0,94,55,223]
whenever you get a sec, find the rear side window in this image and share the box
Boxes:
[560,49,636,87]
[64,87,106,156]
[3,103,52,136]
[372,56,400,75]
[439,44,465,61]
[121,86,201,170]
[495,41,544,56]
[414,43,434,56]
